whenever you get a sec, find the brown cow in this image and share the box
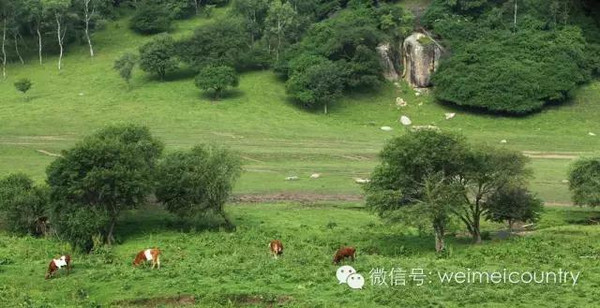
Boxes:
[269,240,284,258]
[45,255,72,279]
[133,248,161,269]
[333,246,355,264]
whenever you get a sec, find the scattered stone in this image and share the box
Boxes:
[445,113,456,120]
[380,126,393,132]
[310,173,321,179]
[354,178,371,184]
[411,125,439,132]
[589,132,596,136]
[500,139,508,144]
[78,93,84,96]
[399,116,412,126]
[418,102,423,106]
[393,82,401,88]
[396,97,407,107]
[285,176,299,181]
[415,92,421,96]
[561,179,569,184]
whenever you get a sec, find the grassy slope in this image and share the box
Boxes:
[1,204,599,307]
[0,10,599,203]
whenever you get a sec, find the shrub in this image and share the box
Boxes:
[568,157,600,207]
[0,174,49,236]
[485,186,543,230]
[14,78,32,96]
[47,124,163,250]
[194,65,239,100]
[155,144,242,229]
[113,53,138,88]
[130,1,173,34]
[139,34,178,80]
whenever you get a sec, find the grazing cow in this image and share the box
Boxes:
[333,246,356,264]
[45,255,72,279]
[133,248,161,269]
[269,240,284,258]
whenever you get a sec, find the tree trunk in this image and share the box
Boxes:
[472,219,482,243]
[55,13,66,71]
[14,33,24,64]
[324,102,328,114]
[513,0,518,29]
[1,19,6,79]
[107,219,116,245]
[84,0,94,57]
[36,26,43,65]
[221,212,235,231]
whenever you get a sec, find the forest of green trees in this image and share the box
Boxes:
[1,0,599,113]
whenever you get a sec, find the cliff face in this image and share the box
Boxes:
[402,32,442,88]
[376,43,399,81]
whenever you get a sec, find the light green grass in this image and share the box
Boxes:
[0,10,598,203]
[1,204,599,307]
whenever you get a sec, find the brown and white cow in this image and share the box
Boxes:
[133,248,161,269]
[45,255,72,279]
[269,240,284,258]
[333,246,355,264]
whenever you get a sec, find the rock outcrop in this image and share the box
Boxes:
[376,43,399,81]
[402,32,443,88]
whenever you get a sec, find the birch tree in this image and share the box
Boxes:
[23,0,44,65]
[264,0,299,61]
[81,0,95,57]
[43,0,71,70]
[0,0,11,79]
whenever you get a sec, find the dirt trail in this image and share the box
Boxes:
[231,193,363,203]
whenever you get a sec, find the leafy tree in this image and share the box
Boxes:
[138,34,177,80]
[114,52,137,88]
[568,157,600,207]
[263,0,301,62]
[177,17,249,70]
[0,173,49,236]
[130,1,172,34]
[42,0,72,70]
[14,78,32,97]
[366,130,469,251]
[232,0,269,43]
[286,60,344,114]
[155,144,242,229]
[366,130,532,246]
[194,65,239,100]
[454,147,530,243]
[485,185,543,231]
[47,124,163,249]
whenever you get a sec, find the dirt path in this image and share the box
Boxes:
[231,193,364,203]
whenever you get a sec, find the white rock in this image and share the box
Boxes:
[500,139,507,144]
[380,126,393,131]
[310,173,321,179]
[415,92,421,96]
[285,176,299,181]
[396,97,407,107]
[78,93,84,96]
[400,116,412,126]
[393,82,400,88]
[354,178,371,184]
[589,132,596,136]
[445,113,456,120]
[561,179,569,184]
[418,102,423,106]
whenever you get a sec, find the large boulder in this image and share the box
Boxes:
[376,43,399,81]
[402,32,443,88]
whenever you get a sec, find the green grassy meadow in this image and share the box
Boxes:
[0,6,600,307]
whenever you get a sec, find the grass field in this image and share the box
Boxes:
[0,5,600,307]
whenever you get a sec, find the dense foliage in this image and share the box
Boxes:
[366,130,535,248]
[0,173,49,236]
[129,1,173,34]
[194,65,239,99]
[485,185,543,230]
[155,144,242,228]
[424,0,600,113]
[46,124,163,250]
[568,157,600,207]
[139,34,178,79]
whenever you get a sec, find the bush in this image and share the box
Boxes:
[485,186,543,230]
[286,60,344,114]
[47,124,163,250]
[14,78,32,95]
[194,65,239,100]
[130,1,173,34]
[0,174,49,236]
[568,157,600,207]
[139,34,178,80]
[155,144,242,229]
